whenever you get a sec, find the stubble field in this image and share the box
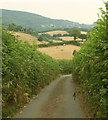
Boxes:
[38,45,81,59]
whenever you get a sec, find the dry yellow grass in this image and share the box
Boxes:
[11,32,48,45]
[59,37,82,41]
[81,31,87,35]
[39,30,69,36]
[51,40,63,43]
[59,37,74,41]
[39,30,87,36]
[13,32,37,45]
[38,45,81,60]
[58,31,87,41]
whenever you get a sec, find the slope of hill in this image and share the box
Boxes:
[1,9,95,31]
[10,32,49,45]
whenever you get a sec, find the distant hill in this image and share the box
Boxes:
[1,9,95,31]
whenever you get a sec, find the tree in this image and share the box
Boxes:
[71,28,81,40]
[57,34,62,37]
[53,34,62,37]
[53,34,58,37]
[16,25,23,31]
[38,36,43,41]
[7,23,23,32]
[7,23,17,31]
[79,34,87,41]
[26,27,33,34]
[63,34,69,36]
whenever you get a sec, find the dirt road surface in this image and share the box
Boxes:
[14,75,84,118]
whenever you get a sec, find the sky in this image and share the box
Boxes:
[1,0,107,24]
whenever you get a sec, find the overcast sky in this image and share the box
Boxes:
[1,0,107,24]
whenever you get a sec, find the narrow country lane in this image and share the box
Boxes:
[14,75,84,118]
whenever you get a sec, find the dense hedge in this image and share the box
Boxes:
[38,33,63,42]
[38,40,80,48]
[58,59,73,75]
[2,29,60,117]
[2,28,79,118]
[71,5,108,118]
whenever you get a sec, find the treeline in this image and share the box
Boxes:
[38,34,63,42]
[71,5,108,118]
[38,27,89,33]
[53,33,69,37]
[7,23,38,37]
[38,28,63,33]
[38,40,80,48]
[2,28,61,117]
[64,28,88,34]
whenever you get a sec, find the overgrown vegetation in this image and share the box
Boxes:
[71,3,108,118]
[2,28,61,118]
[58,60,73,75]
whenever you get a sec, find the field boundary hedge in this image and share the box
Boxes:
[38,40,80,48]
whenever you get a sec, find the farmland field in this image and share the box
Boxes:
[10,32,49,45]
[81,31,87,34]
[38,45,81,59]
[59,36,85,41]
[39,30,69,36]
[39,30,87,36]
[11,31,87,46]
[59,31,87,41]
[51,39,63,43]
